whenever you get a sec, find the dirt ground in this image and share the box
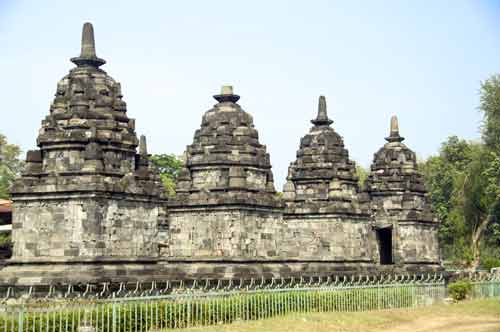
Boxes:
[176,298,500,332]
[382,315,500,332]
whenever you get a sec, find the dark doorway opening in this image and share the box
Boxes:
[377,228,393,265]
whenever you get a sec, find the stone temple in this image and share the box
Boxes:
[0,23,441,284]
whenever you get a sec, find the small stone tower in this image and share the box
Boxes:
[366,116,440,269]
[167,86,282,258]
[282,96,373,265]
[10,23,166,260]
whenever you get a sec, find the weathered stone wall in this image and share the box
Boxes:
[367,194,441,266]
[167,208,283,258]
[282,217,375,261]
[12,197,166,259]
[398,223,440,263]
[42,149,85,173]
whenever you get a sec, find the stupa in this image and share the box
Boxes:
[167,86,283,258]
[366,116,440,268]
[282,96,373,264]
[10,23,166,262]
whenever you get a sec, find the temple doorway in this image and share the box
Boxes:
[377,228,393,265]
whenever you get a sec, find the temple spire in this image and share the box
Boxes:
[71,22,106,68]
[213,85,240,103]
[139,135,148,156]
[385,115,405,143]
[311,95,333,126]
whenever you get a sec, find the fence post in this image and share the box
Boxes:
[78,308,95,332]
[17,309,23,332]
[112,303,117,332]
[377,286,381,310]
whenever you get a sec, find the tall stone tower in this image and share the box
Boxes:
[10,23,166,260]
[366,116,440,270]
[282,96,373,267]
[167,86,283,258]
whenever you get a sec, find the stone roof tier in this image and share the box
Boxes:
[366,116,435,223]
[11,23,164,198]
[170,86,280,208]
[367,116,426,194]
[283,96,369,216]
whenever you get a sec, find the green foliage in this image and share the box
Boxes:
[420,137,485,264]
[420,75,500,267]
[149,154,183,197]
[355,165,368,188]
[480,74,500,152]
[0,133,23,199]
[448,280,473,301]
[481,255,500,270]
[0,233,11,258]
[0,232,11,246]
[420,154,456,245]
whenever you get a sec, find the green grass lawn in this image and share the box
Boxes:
[171,298,500,332]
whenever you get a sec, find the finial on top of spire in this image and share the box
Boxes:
[71,22,106,68]
[311,95,333,126]
[385,115,405,143]
[139,135,148,156]
[213,85,240,103]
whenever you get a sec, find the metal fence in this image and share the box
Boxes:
[470,273,500,298]
[0,273,498,332]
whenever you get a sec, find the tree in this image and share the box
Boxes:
[480,74,500,152]
[420,136,477,263]
[421,136,500,268]
[452,145,499,268]
[0,133,23,199]
[420,74,500,269]
[150,154,183,197]
[475,75,500,268]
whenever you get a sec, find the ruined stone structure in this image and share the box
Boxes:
[1,23,441,284]
[366,116,439,266]
[281,97,373,264]
[167,86,283,259]
[9,23,166,261]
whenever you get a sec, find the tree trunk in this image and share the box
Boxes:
[470,215,491,270]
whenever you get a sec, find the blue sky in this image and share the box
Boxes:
[1,1,499,188]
